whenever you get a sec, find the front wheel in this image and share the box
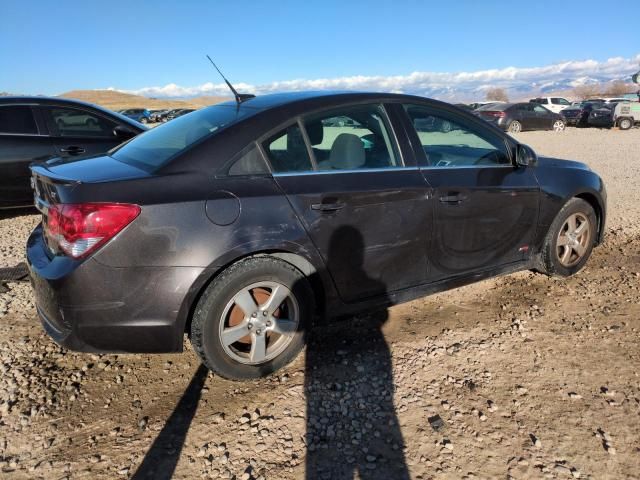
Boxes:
[553,120,566,132]
[190,256,313,380]
[539,198,597,277]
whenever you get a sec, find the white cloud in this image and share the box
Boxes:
[111,54,640,101]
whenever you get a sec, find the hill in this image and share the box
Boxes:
[58,90,229,110]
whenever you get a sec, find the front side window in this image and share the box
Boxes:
[47,107,117,138]
[263,123,313,173]
[0,105,38,134]
[551,98,570,105]
[303,104,400,170]
[404,104,511,167]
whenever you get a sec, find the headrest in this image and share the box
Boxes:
[305,121,324,145]
[329,133,365,170]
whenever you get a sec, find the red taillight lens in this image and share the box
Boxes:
[45,203,140,258]
[483,111,506,118]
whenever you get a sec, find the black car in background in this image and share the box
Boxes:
[158,108,183,122]
[561,101,603,126]
[0,97,147,208]
[148,110,167,123]
[27,91,605,380]
[475,102,566,133]
[588,103,618,128]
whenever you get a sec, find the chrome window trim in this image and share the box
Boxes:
[273,166,419,177]
[0,132,48,137]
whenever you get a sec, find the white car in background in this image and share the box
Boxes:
[529,97,572,113]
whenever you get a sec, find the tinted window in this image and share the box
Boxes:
[48,107,117,138]
[477,103,510,111]
[551,98,570,105]
[263,123,313,173]
[112,105,252,171]
[303,104,399,170]
[404,104,510,167]
[532,105,549,113]
[228,145,269,176]
[0,105,38,134]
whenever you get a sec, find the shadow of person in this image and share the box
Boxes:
[304,225,410,480]
[131,364,209,480]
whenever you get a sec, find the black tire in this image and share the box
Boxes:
[618,118,632,130]
[539,198,597,277]
[190,256,313,380]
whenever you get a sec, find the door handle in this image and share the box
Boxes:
[311,202,345,212]
[439,194,468,204]
[60,146,86,155]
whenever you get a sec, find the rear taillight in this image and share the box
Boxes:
[45,203,140,258]
[483,111,506,118]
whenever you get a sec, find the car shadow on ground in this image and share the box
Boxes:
[131,364,209,480]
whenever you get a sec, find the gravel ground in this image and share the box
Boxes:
[0,127,639,479]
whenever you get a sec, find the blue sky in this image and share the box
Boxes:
[1,0,639,99]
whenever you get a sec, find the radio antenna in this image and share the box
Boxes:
[206,55,255,105]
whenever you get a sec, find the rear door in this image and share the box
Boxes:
[515,104,537,129]
[532,104,553,129]
[0,104,56,207]
[266,103,434,303]
[400,103,539,280]
[41,106,124,159]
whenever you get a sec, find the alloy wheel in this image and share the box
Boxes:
[553,120,565,132]
[509,121,521,133]
[218,281,300,365]
[556,213,591,267]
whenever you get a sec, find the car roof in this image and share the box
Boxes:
[213,90,431,112]
[0,96,148,131]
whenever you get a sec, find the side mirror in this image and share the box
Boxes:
[516,144,537,167]
[113,125,136,140]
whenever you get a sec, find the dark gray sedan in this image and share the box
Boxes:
[475,102,566,133]
[27,91,605,380]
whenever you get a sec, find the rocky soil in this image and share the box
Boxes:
[0,127,639,479]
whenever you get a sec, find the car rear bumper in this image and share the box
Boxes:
[27,224,204,353]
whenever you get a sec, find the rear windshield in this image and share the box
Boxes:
[111,104,251,171]
[477,103,511,111]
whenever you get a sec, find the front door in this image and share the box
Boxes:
[401,104,539,280]
[263,104,433,303]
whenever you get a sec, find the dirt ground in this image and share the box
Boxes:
[0,126,639,480]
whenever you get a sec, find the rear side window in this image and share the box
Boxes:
[263,123,313,173]
[404,104,510,167]
[303,104,400,170]
[0,105,38,134]
[112,105,253,171]
[551,98,570,105]
[46,107,117,138]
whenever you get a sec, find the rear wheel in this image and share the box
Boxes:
[190,256,313,380]
[553,120,566,132]
[539,198,596,277]
[508,120,522,133]
[618,117,633,130]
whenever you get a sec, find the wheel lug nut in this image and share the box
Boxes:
[252,312,257,317]
[262,311,267,316]
[266,320,272,327]
[247,323,253,329]
[256,329,262,335]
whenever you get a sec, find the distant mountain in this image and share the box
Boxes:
[57,90,229,110]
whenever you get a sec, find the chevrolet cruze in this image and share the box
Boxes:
[27,91,606,380]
